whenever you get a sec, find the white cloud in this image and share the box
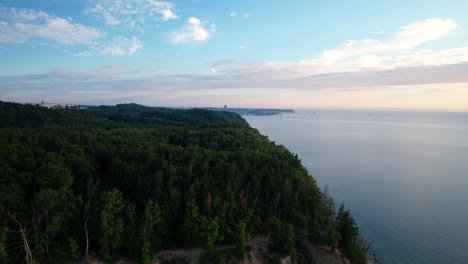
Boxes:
[161,9,178,21]
[2,17,467,108]
[198,18,468,86]
[209,47,468,82]
[321,18,458,64]
[100,36,143,55]
[75,50,93,56]
[0,7,102,45]
[229,12,250,18]
[170,17,211,44]
[128,37,143,53]
[86,0,178,27]
[104,13,121,26]
[0,7,49,21]
[100,46,127,56]
[239,46,247,49]
[0,6,144,56]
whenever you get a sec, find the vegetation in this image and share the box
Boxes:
[0,101,368,263]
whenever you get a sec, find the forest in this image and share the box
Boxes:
[0,101,368,263]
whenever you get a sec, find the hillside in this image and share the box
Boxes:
[0,101,367,264]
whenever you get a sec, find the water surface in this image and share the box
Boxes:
[244,110,468,264]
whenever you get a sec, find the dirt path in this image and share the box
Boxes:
[153,236,270,263]
[300,238,349,264]
[79,236,350,264]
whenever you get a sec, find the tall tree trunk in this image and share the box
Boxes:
[10,216,33,263]
[84,217,90,264]
[84,177,100,264]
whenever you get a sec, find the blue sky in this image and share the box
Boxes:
[1,0,468,110]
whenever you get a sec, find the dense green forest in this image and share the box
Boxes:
[0,101,368,263]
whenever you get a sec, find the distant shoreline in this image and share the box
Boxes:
[203,107,294,116]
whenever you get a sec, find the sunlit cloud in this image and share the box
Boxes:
[321,18,458,64]
[170,17,212,44]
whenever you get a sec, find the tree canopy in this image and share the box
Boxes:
[0,101,367,263]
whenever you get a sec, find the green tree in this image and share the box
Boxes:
[199,216,219,252]
[336,203,367,264]
[336,203,358,252]
[30,157,76,261]
[183,200,202,246]
[328,229,341,250]
[213,197,237,242]
[265,218,295,255]
[141,200,163,263]
[281,224,295,255]
[183,200,220,252]
[68,238,80,261]
[234,221,249,260]
[100,189,126,260]
[0,232,10,264]
[265,217,282,252]
[142,200,163,239]
[141,241,152,264]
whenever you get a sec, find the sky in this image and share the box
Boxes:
[1,0,468,111]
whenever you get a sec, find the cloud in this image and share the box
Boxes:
[103,12,121,26]
[229,12,250,19]
[0,6,144,56]
[2,18,468,108]
[321,18,458,64]
[86,0,178,27]
[74,50,93,56]
[0,7,102,45]
[99,36,143,55]
[170,17,211,44]
[0,7,49,21]
[293,63,468,89]
[207,47,468,83]
[75,36,143,56]
[2,61,468,96]
[239,46,247,49]
[2,58,468,109]
[161,9,178,21]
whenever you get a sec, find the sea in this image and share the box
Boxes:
[244,110,468,264]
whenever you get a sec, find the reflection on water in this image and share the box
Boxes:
[244,110,468,264]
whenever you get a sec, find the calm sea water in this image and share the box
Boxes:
[244,110,468,264]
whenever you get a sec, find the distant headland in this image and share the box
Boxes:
[20,101,294,116]
[203,106,294,116]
